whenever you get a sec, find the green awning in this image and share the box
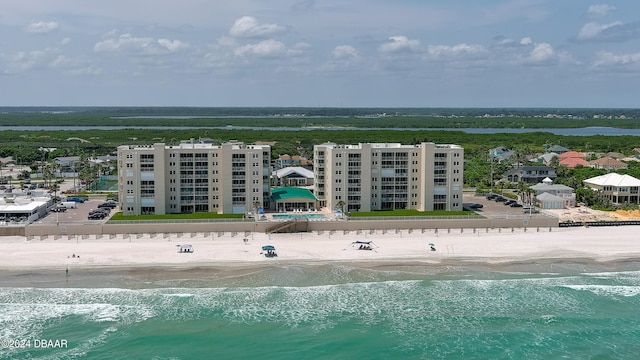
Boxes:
[271,187,318,202]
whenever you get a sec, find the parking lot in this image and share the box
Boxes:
[463,192,542,217]
[39,197,117,224]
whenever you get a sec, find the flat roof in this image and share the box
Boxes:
[0,200,47,213]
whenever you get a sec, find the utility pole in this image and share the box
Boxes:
[489,149,494,195]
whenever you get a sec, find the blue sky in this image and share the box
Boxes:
[1,0,639,107]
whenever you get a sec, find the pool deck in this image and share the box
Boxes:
[263,208,342,221]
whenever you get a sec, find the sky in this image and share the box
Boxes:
[1,0,640,108]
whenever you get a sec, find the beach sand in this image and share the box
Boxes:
[1,226,638,273]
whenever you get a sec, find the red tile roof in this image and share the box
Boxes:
[559,157,589,168]
[558,151,586,159]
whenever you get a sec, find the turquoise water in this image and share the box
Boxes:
[272,213,326,219]
[2,264,640,359]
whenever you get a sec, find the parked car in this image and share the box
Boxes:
[469,203,484,209]
[89,209,109,216]
[50,205,67,212]
[67,197,86,203]
[94,206,111,214]
[98,202,116,209]
[88,212,107,220]
[503,199,516,205]
[509,202,523,207]
[522,206,540,213]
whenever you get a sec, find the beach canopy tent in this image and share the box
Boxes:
[271,187,319,212]
[261,245,277,257]
[178,244,193,253]
[348,240,378,251]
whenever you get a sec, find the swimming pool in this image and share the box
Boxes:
[272,213,326,220]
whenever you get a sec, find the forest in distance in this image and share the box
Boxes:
[2,110,640,209]
[1,106,640,129]
[1,107,639,210]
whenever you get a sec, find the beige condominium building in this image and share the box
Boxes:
[117,141,271,215]
[314,142,464,213]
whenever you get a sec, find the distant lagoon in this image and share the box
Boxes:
[2,126,640,136]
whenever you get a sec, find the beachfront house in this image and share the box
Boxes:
[583,173,640,205]
[529,177,576,209]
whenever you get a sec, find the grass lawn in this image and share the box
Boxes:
[109,212,245,221]
[350,209,474,217]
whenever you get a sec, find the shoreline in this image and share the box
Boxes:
[2,226,640,287]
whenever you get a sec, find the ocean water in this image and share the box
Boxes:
[1,264,640,359]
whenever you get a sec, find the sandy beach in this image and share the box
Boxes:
[1,226,639,272]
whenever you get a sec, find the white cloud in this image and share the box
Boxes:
[527,42,555,64]
[6,49,52,72]
[378,36,421,54]
[332,45,359,60]
[594,51,640,66]
[520,37,533,46]
[60,37,71,45]
[2,47,99,75]
[234,39,287,57]
[25,21,59,34]
[287,42,312,58]
[51,55,101,75]
[229,16,286,38]
[94,33,189,55]
[323,45,361,71]
[587,4,616,18]
[578,21,622,40]
[157,39,189,52]
[427,44,487,59]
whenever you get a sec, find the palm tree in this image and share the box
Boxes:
[18,169,31,181]
[42,162,55,188]
[49,183,60,201]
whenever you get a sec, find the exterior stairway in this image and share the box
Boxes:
[265,219,309,233]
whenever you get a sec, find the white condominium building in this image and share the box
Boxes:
[314,142,464,212]
[117,141,271,215]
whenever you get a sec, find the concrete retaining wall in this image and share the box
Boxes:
[24,215,557,237]
[0,227,26,236]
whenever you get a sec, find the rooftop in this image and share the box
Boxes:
[271,187,318,202]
